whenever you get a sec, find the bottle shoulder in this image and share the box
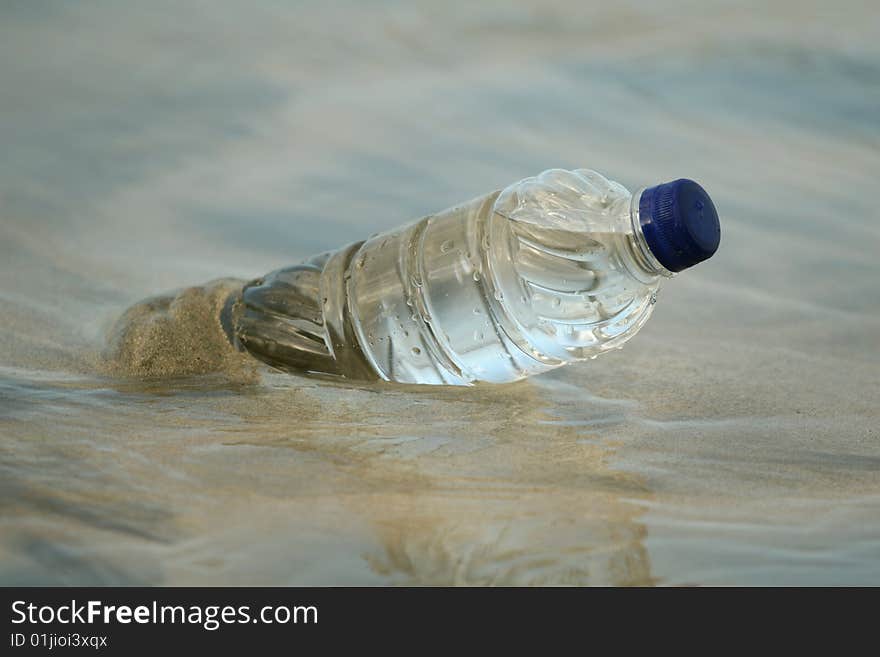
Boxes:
[484,169,663,363]
[493,168,633,235]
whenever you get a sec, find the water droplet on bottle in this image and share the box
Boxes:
[410,275,422,288]
[473,330,484,341]
[590,354,598,360]
[494,290,504,301]
[411,347,421,356]
[650,291,658,304]
[552,297,561,308]
[472,271,481,282]
[440,240,454,253]
[356,257,366,269]
[473,307,481,315]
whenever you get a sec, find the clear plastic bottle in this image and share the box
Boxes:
[226,169,720,385]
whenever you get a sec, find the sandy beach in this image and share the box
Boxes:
[1,0,878,585]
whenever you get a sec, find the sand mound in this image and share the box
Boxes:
[104,278,257,381]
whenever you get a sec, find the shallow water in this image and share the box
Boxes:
[1,0,879,585]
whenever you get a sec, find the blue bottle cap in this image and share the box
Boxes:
[638,179,720,272]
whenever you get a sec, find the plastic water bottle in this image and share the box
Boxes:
[227,169,720,385]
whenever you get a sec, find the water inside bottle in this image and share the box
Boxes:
[341,169,662,385]
[229,170,662,385]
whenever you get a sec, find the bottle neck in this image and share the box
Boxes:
[627,188,674,280]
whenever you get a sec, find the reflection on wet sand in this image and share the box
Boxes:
[219,377,655,585]
[364,488,653,586]
[2,365,654,585]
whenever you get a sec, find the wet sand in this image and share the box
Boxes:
[1,0,878,585]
